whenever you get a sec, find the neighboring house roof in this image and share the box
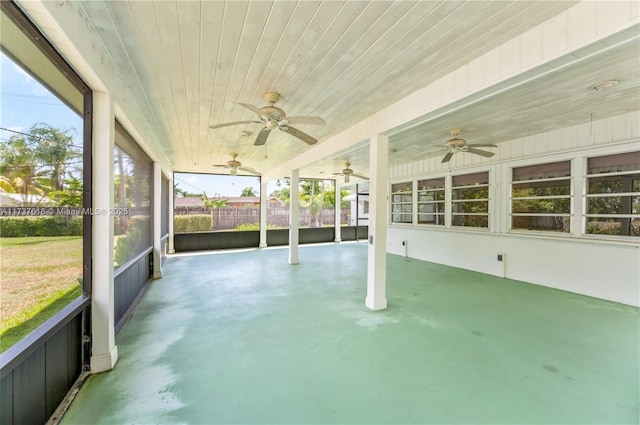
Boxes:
[174,197,203,207]
[174,196,284,207]
[0,192,52,207]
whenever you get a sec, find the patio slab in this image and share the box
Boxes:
[61,242,639,424]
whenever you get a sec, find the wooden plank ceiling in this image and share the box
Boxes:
[75,1,637,180]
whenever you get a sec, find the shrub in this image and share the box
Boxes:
[173,214,212,233]
[114,216,150,267]
[0,216,82,237]
[235,223,279,231]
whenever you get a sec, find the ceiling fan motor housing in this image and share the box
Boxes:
[261,105,286,121]
[445,137,467,148]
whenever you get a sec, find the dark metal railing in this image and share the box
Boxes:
[0,296,90,424]
[173,226,369,252]
[114,247,153,333]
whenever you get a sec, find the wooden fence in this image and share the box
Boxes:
[174,207,351,230]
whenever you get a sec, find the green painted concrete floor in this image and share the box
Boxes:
[62,242,639,424]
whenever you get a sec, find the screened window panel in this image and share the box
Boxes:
[451,172,489,228]
[586,152,640,237]
[511,162,571,233]
[391,182,413,224]
[114,124,152,269]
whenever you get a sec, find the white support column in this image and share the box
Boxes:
[289,169,300,265]
[365,134,388,311]
[259,180,268,248]
[91,91,118,373]
[334,182,342,242]
[572,155,586,238]
[168,175,175,254]
[152,162,163,279]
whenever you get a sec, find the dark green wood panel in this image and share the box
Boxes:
[45,326,69,418]
[13,347,46,424]
[1,374,13,424]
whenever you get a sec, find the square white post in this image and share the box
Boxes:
[289,169,300,264]
[168,175,175,253]
[90,91,118,372]
[365,134,388,310]
[259,180,268,248]
[334,181,342,242]
[152,161,163,279]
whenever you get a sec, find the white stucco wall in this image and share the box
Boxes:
[388,112,640,306]
[387,226,639,306]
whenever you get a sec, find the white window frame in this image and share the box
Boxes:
[450,171,490,229]
[509,160,573,234]
[584,151,640,239]
[417,177,445,226]
[390,181,413,224]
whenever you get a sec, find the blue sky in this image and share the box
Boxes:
[1,52,266,197]
[1,52,83,146]
[174,173,262,198]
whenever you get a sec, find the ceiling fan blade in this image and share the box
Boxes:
[238,166,261,176]
[212,164,228,168]
[467,143,498,148]
[331,172,343,176]
[284,116,326,125]
[282,126,317,145]
[209,120,260,129]
[254,128,272,146]
[441,152,454,163]
[352,173,369,180]
[238,103,265,119]
[467,148,495,158]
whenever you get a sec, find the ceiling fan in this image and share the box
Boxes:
[441,129,497,163]
[332,162,368,183]
[209,92,325,146]
[212,153,260,176]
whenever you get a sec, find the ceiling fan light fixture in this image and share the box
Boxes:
[344,174,350,183]
[210,93,324,146]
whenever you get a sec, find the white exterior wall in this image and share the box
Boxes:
[388,112,640,306]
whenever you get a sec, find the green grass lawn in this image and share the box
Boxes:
[0,236,83,353]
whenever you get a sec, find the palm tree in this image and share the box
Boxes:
[201,192,228,230]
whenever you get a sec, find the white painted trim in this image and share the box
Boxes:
[259,181,268,248]
[168,175,175,254]
[90,346,118,374]
[91,91,117,372]
[152,161,163,279]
